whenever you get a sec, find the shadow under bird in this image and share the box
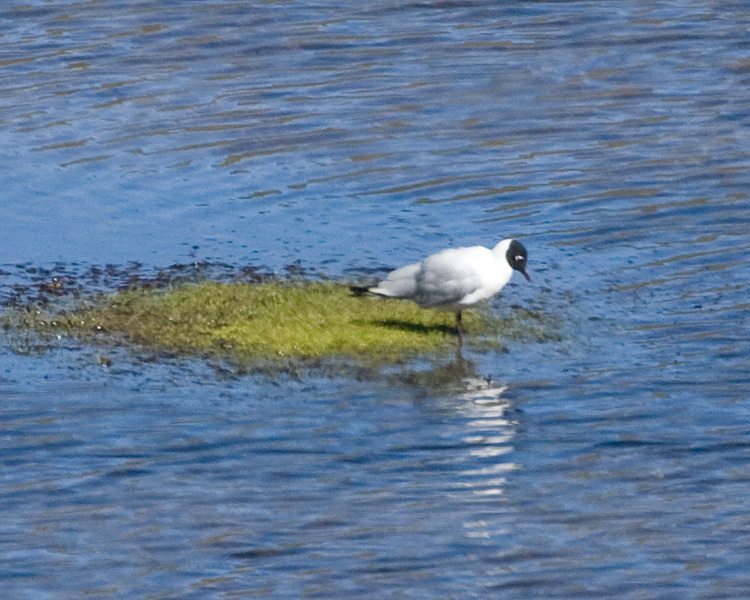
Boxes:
[353,239,530,345]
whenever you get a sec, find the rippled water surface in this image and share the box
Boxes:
[2,1,750,598]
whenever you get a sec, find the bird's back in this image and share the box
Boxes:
[415,245,509,309]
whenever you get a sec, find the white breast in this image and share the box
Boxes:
[414,246,512,310]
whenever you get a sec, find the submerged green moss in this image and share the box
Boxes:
[1,280,555,365]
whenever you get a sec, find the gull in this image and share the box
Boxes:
[355,239,530,345]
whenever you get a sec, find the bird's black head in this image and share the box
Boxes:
[506,240,530,281]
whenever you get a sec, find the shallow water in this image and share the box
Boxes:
[2,1,750,598]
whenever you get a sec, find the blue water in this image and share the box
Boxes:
[2,1,750,598]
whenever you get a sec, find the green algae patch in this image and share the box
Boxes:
[4,280,525,365]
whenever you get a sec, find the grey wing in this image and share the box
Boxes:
[369,262,421,299]
[414,250,483,308]
[415,273,481,308]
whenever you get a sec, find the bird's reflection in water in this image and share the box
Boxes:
[454,376,519,543]
[394,354,481,390]
[393,353,505,395]
[395,356,519,543]
[395,355,517,465]
[458,384,516,478]
[393,355,517,475]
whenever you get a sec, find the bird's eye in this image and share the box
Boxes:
[515,255,525,262]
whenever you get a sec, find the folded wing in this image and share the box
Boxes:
[369,262,421,299]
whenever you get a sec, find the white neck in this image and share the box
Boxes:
[491,239,513,262]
